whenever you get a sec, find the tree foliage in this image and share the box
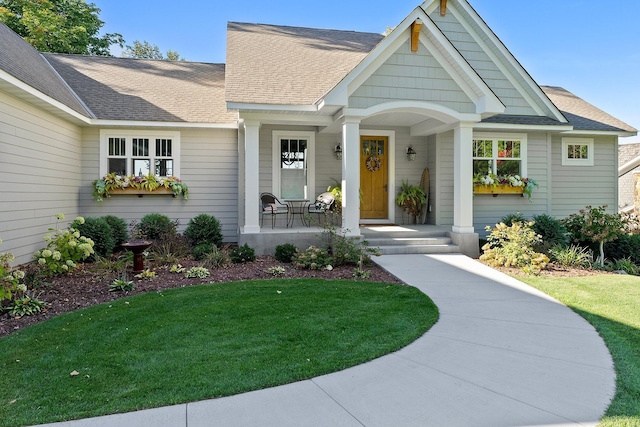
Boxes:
[0,0,123,55]
[122,40,183,61]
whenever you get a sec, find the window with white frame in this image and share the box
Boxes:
[100,131,180,177]
[472,134,527,177]
[272,131,315,200]
[562,137,594,166]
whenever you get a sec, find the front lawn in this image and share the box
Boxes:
[0,279,437,427]
[519,274,640,427]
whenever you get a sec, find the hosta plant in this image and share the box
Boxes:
[184,266,210,279]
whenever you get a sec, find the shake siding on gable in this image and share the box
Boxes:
[349,43,475,113]
[428,9,540,116]
[0,91,83,264]
[79,128,239,243]
[551,136,618,218]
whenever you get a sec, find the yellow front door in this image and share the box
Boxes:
[360,136,388,219]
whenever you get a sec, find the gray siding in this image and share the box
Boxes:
[551,136,618,218]
[434,131,454,226]
[80,127,239,243]
[350,42,475,113]
[0,91,83,265]
[428,8,541,116]
[426,134,437,224]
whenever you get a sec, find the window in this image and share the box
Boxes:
[472,134,527,176]
[272,131,315,200]
[100,131,180,177]
[562,137,594,166]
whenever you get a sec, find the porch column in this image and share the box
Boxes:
[452,122,475,234]
[342,117,361,236]
[243,120,261,233]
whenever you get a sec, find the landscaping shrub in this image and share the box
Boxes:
[73,217,115,258]
[275,243,297,263]
[150,233,190,263]
[193,243,214,261]
[480,221,549,274]
[531,214,568,247]
[185,214,223,247]
[0,239,25,304]
[500,212,527,227]
[137,213,176,240]
[604,233,640,265]
[549,244,592,268]
[606,257,638,275]
[321,220,379,266]
[230,243,255,263]
[293,245,332,270]
[201,245,229,269]
[33,215,94,276]
[102,215,128,246]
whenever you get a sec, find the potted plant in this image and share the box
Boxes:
[92,173,189,202]
[396,179,426,224]
[473,173,537,200]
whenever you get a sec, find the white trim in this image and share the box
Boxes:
[229,102,318,112]
[562,137,594,166]
[474,122,573,132]
[93,120,238,129]
[360,129,396,223]
[99,130,181,178]
[271,130,316,200]
[473,132,528,177]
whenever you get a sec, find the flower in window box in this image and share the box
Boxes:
[92,173,188,202]
[473,173,537,200]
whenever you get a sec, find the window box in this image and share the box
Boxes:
[474,184,525,196]
[92,174,188,202]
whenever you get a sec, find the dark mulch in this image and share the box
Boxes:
[0,256,403,338]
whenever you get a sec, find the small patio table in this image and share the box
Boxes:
[283,198,310,227]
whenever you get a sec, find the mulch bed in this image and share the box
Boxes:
[0,256,403,338]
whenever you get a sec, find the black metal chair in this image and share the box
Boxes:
[307,192,335,226]
[260,192,289,228]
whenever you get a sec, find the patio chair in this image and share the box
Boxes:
[307,192,335,226]
[260,192,290,228]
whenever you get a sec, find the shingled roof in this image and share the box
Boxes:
[43,54,236,124]
[0,22,90,117]
[541,86,636,133]
[225,22,383,105]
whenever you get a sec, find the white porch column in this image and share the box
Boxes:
[243,120,261,233]
[342,117,361,236]
[452,122,475,234]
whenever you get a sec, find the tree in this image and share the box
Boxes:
[0,0,123,55]
[122,40,183,61]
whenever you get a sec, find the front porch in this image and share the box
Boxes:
[239,224,477,257]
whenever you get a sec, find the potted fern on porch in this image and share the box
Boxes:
[396,179,426,224]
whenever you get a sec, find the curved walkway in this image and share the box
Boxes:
[38,254,615,427]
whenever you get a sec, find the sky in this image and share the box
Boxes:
[97,0,640,143]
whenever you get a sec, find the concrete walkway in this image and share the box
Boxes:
[37,254,615,427]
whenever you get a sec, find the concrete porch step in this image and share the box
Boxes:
[360,225,461,255]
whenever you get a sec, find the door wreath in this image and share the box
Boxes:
[365,155,381,172]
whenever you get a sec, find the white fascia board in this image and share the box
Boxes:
[0,69,92,124]
[342,101,480,124]
[239,112,334,127]
[452,0,567,122]
[560,129,636,137]
[90,119,238,129]
[474,122,574,132]
[227,102,318,113]
[619,156,640,175]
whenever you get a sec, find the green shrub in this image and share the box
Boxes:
[33,215,94,276]
[549,244,592,267]
[201,245,229,269]
[73,217,115,258]
[150,233,190,264]
[531,214,568,247]
[501,212,527,227]
[185,214,223,247]
[193,243,214,261]
[293,246,332,270]
[137,213,176,240]
[604,233,640,265]
[606,257,638,275]
[0,240,25,303]
[103,215,129,246]
[230,244,256,263]
[480,221,549,274]
[275,243,297,263]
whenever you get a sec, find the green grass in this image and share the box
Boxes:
[519,274,640,427]
[0,279,437,427]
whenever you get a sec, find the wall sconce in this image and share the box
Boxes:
[335,144,343,160]
[407,146,417,161]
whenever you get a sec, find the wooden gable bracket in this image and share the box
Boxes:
[411,18,423,52]
[440,0,448,16]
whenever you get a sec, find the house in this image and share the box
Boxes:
[0,0,637,265]
[618,143,640,212]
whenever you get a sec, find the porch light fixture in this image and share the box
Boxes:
[335,143,343,160]
[407,146,417,161]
